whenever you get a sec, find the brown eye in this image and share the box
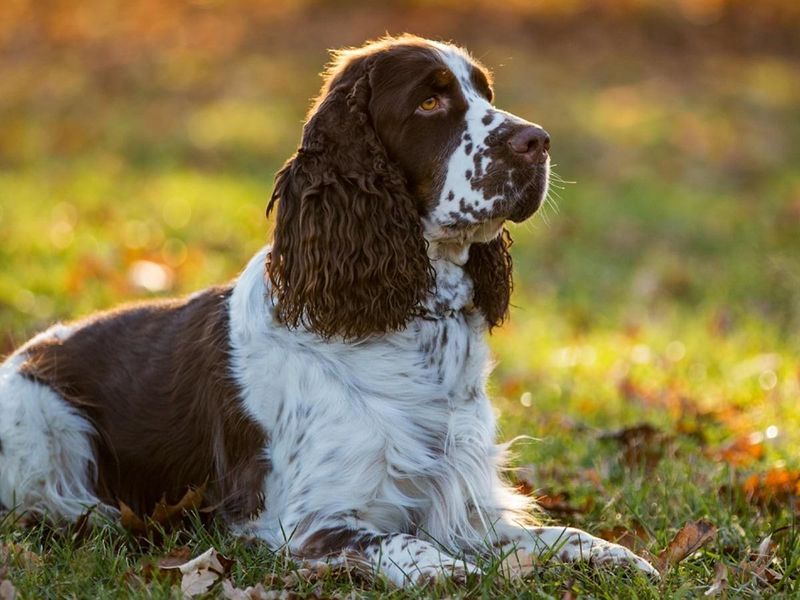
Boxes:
[419,97,439,111]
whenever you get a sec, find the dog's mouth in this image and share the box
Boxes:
[507,162,549,223]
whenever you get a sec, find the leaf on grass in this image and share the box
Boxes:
[151,481,208,526]
[655,519,717,573]
[159,547,233,598]
[738,533,782,586]
[281,561,333,587]
[535,492,590,516]
[70,508,95,544]
[713,434,764,467]
[599,423,670,468]
[137,546,194,584]
[118,481,207,536]
[0,542,41,569]
[596,523,654,558]
[158,546,194,569]
[119,501,148,534]
[222,580,276,599]
[742,468,800,507]
[560,576,577,600]
[0,578,16,600]
[704,562,728,596]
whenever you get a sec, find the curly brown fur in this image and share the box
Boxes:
[266,50,435,340]
[465,228,513,329]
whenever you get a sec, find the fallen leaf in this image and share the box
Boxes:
[0,543,41,569]
[704,562,728,596]
[535,492,589,516]
[157,546,193,569]
[655,519,717,573]
[179,548,232,598]
[739,533,782,587]
[118,481,207,536]
[70,508,95,544]
[596,523,654,558]
[713,434,764,466]
[0,578,16,600]
[151,481,208,526]
[599,423,670,468]
[138,546,194,584]
[222,579,274,599]
[561,576,577,600]
[741,468,800,509]
[119,501,148,535]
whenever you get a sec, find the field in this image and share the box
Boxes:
[1,1,800,597]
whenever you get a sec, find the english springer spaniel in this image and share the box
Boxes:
[0,35,657,585]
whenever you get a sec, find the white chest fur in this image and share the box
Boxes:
[228,249,504,548]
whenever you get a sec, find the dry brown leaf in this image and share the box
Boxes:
[281,561,332,587]
[118,481,207,536]
[713,435,764,467]
[119,500,148,534]
[739,533,782,586]
[596,524,655,559]
[157,546,193,569]
[151,481,208,526]
[704,562,728,596]
[600,423,670,468]
[0,542,41,569]
[561,576,577,600]
[742,469,800,508]
[535,492,589,516]
[222,579,275,599]
[137,546,194,584]
[157,547,233,598]
[70,508,95,544]
[655,519,717,573]
[0,579,16,600]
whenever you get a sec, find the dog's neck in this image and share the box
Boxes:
[421,247,475,318]
[427,239,471,266]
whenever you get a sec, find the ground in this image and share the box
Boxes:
[1,1,799,597]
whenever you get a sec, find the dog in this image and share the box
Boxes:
[0,35,657,585]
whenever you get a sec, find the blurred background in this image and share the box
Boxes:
[1,0,799,510]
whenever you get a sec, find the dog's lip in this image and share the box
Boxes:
[507,166,548,223]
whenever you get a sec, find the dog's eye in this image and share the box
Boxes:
[419,97,439,111]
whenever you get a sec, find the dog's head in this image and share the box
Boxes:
[267,35,550,339]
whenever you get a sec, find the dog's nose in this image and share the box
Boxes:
[507,126,550,164]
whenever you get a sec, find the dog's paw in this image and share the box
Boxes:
[556,535,660,579]
[411,559,481,586]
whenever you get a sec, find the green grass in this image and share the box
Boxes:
[2,2,800,597]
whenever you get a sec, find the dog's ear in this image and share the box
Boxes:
[266,53,434,340]
[465,228,513,329]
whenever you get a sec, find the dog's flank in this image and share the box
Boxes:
[17,287,269,521]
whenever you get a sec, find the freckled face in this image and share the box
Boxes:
[370,43,550,244]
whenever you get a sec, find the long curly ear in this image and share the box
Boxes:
[266,54,434,340]
[465,228,513,329]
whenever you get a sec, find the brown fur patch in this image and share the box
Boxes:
[465,228,513,329]
[19,286,269,521]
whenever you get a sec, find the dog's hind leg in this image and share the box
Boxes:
[0,351,101,522]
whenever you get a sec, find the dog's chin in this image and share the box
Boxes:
[507,173,548,223]
[431,218,504,245]
[508,195,543,223]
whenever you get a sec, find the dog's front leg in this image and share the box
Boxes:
[489,518,659,578]
[285,520,481,587]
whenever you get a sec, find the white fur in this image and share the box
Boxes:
[229,249,528,554]
[0,326,101,520]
